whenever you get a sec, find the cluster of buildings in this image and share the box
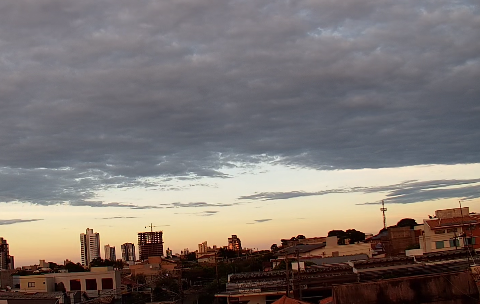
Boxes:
[2,206,480,304]
[79,228,165,267]
[215,206,480,304]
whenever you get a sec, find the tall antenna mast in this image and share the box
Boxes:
[380,200,387,230]
[145,223,157,232]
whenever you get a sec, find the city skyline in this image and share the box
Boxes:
[0,0,479,267]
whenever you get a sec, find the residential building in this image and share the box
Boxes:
[19,266,121,299]
[369,226,418,257]
[80,228,101,266]
[277,236,372,259]
[199,241,208,253]
[129,256,178,279]
[280,236,327,248]
[121,243,136,262]
[228,235,242,251]
[104,245,116,261]
[138,231,163,261]
[0,269,15,289]
[166,247,173,258]
[418,207,480,253]
[0,237,13,270]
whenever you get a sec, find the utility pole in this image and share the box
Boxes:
[285,255,290,297]
[380,200,387,230]
[215,251,219,287]
[296,249,302,300]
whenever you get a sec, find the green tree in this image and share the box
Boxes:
[396,218,418,229]
[65,262,85,272]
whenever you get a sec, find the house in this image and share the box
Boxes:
[277,236,372,260]
[418,207,480,253]
[18,266,121,299]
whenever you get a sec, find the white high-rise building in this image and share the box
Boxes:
[80,228,100,266]
[104,244,116,261]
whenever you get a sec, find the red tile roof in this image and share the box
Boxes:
[425,214,480,229]
[272,296,311,304]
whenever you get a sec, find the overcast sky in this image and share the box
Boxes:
[1,0,479,265]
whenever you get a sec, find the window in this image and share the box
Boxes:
[435,241,445,249]
[435,230,446,234]
[447,228,458,233]
[70,279,81,291]
[86,279,97,290]
[466,237,477,245]
[101,278,114,290]
[28,282,35,288]
[449,239,460,247]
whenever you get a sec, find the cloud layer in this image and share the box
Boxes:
[239,179,480,205]
[0,219,43,226]
[0,0,479,206]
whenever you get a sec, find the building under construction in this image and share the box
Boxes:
[138,231,164,261]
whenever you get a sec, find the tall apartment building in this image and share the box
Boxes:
[228,235,242,251]
[121,243,136,262]
[0,237,13,270]
[138,231,163,261]
[104,244,116,261]
[80,228,101,266]
[198,241,208,254]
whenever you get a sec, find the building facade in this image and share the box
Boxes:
[19,266,121,299]
[138,231,164,261]
[121,243,136,262]
[228,235,242,251]
[80,228,101,266]
[0,237,13,270]
[419,207,480,253]
[104,244,116,261]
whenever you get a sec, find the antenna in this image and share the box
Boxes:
[380,200,387,230]
[145,223,157,232]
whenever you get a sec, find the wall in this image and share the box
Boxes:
[333,271,479,304]
[19,276,54,292]
[305,238,372,258]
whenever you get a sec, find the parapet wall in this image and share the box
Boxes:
[333,271,479,304]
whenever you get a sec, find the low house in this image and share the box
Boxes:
[18,266,121,299]
[277,236,372,260]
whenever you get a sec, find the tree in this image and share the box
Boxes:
[345,229,366,243]
[396,218,418,229]
[65,262,85,272]
[270,244,279,252]
[328,229,365,244]
[186,252,197,261]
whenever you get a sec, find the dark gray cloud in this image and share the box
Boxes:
[169,202,233,208]
[0,219,43,225]
[174,210,219,216]
[239,179,480,205]
[255,219,272,223]
[247,219,273,224]
[0,0,478,205]
[99,216,137,220]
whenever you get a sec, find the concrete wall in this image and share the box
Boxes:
[333,271,479,304]
[305,238,372,258]
[19,276,54,292]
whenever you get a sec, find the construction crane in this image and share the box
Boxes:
[145,223,157,232]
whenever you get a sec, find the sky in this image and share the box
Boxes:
[0,0,479,266]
